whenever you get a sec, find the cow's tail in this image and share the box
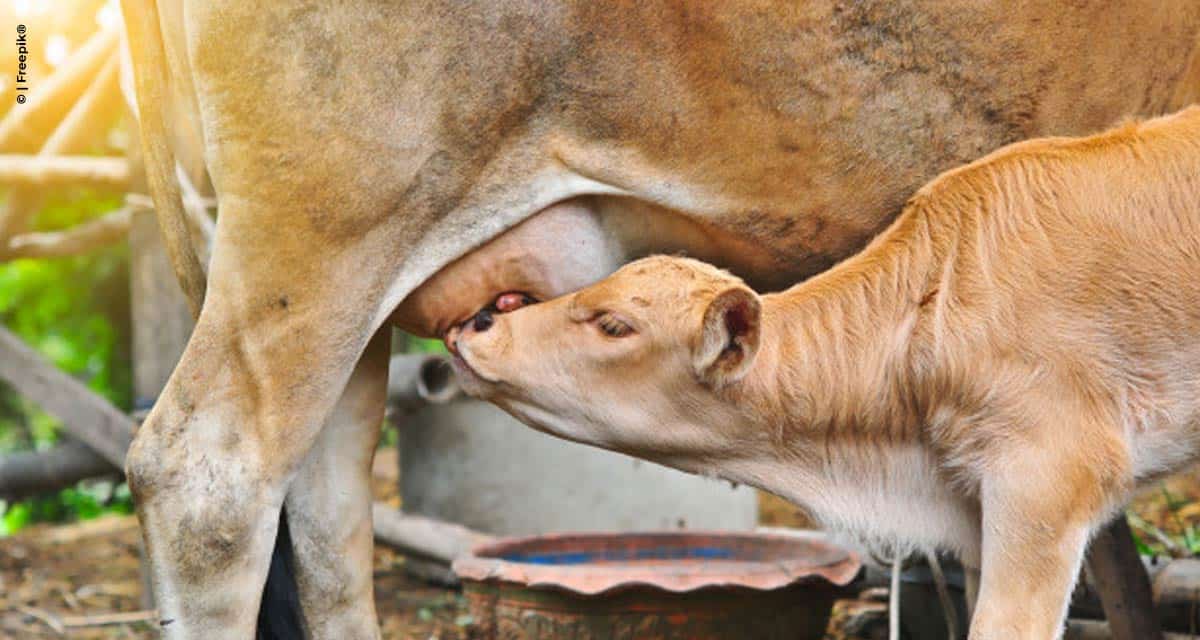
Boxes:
[119,0,206,318]
[118,3,304,637]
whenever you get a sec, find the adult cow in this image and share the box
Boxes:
[120,1,1200,638]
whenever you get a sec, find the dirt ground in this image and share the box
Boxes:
[0,447,478,640]
[1,446,1195,639]
[0,514,479,639]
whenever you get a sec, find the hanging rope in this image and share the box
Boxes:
[881,549,961,640]
[889,554,903,640]
[926,550,960,640]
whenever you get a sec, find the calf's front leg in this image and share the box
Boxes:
[969,441,1123,640]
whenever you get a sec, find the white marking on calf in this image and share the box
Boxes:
[718,445,981,564]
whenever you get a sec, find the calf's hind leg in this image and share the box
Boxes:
[283,329,390,640]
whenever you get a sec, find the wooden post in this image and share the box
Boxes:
[126,114,194,609]
[128,200,192,415]
[1085,514,1164,640]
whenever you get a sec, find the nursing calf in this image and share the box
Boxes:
[449,107,1200,639]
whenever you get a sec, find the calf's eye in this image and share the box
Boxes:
[595,313,634,338]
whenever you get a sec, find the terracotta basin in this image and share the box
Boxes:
[452,531,861,640]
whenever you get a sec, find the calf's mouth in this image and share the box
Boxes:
[442,290,539,384]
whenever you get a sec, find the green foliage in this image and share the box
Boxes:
[0,501,31,536]
[405,335,448,355]
[0,190,131,416]
[0,187,133,534]
[380,422,399,448]
[1127,487,1200,558]
[0,480,134,536]
[1129,528,1156,557]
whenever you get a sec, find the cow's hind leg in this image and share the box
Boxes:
[283,329,390,640]
[127,258,396,638]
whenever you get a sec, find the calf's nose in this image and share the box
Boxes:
[444,326,461,356]
[472,309,495,333]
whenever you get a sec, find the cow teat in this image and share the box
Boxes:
[495,292,537,312]
[454,292,537,341]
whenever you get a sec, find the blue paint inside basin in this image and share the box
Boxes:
[467,531,853,575]
[502,545,736,566]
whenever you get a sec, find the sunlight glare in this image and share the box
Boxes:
[11,0,50,17]
[45,34,70,68]
[96,1,120,30]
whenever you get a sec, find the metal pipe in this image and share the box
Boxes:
[387,354,460,411]
[372,502,493,564]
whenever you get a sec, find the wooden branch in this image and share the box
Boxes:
[61,610,158,628]
[0,155,130,190]
[0,440,115,499]
[1065,619,1192,640]
[0,325,134,467]
[13,606,161,632]
[1149,559,1200,632]
[372,502,493,565]
[0,27,119,153]
[43,55,123,155]
[16,605,65,635]
[1072,557,1200,634]
[0,54,123,245]
[5,207,132,259]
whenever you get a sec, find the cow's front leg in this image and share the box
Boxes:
[969,443,1120,640]
[971,503,1090,639]
[284,329,389,640]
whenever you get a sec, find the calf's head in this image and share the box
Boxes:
[447,256,765,462]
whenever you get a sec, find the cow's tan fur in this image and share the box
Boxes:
[121,0,1200,636]
[452,107,1200,639]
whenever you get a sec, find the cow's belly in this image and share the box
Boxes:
[391,196,802,337]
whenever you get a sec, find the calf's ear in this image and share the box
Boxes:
[693,287,762,387]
